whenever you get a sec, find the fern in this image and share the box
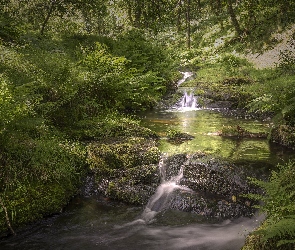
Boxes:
[246,161,295,249]
[260,216,295,247]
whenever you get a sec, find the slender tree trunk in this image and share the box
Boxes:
[186,0,191,49]
[0,197,16,236]
[134,0,143,27]
[226,0,242,36]
[40,0,56,35]
[197,0,201,10]
[246,0,256,33]
[127,0,134,25]
[216,0,223,29]
[176,0,182,32]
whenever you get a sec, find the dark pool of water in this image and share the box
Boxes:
[0,195,264,250]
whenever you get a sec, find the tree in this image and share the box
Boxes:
[186,0,191,49]
[0,0,107,35]
[226,0,243,36]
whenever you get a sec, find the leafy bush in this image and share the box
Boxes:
[113,29,174,80]
[78,42,166,112]
[245,161,295,249]
[219,54,252,75]
[277,39,295,75]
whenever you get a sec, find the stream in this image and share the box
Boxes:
[1,72,294,250]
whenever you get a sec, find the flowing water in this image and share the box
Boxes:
[1,72,294,250]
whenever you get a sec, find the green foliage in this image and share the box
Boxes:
[113,29,174,79]
[69,112,158,140]
[219,54,252,75]
[246,72,295,121]
[246,161,295,248]
[75,41,167,114]
[277,39,295,75]
[166,129,183,140]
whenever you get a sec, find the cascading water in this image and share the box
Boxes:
[181,91,198,108]
[173,72,201,111]
[177,72,194,86]
[0,70,281,250]
[141,155,192,223]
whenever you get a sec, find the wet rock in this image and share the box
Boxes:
[88,144,259,219]
[270,125,295,149]
[87,137,161,205]
[159,153,259,219]
[166,130,195,145]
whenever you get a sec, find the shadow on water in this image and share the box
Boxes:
[0,194,264,250]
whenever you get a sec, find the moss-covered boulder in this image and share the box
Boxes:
[166,129,195,144]
[87,137,161,205]
[270,125,295,149]
[156,153,259,219]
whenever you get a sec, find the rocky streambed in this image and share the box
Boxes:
[87,136,262,221]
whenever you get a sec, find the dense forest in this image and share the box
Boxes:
[1,0,295,249]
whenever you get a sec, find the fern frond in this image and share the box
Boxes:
[277,239,295,247]
[261,216,295,246]
[282,102,295,116]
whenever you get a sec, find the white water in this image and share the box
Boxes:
[174,71,201,111]
[114,155,264,249]
[118,156,193,226]
[177,72,194,86]
[180,91,199,109]
[141,157,192,223]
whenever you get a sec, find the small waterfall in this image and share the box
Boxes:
[177,72,193,86]
[181,91,198,108]
[172,71,201,111]
[141,156,191,223]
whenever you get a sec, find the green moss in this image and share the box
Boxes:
[87,137,161,172]
[0,136,87,235]
[87,137,161,205]
[0,181,82,234]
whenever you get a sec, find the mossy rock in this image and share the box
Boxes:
[221,77,252,86]
[87,137,161,171]
[0,182,78,236]
[104,164,160,205]
[154,153,258,218]
[166,129,195,144]
[270,125,295,148]
[87,137,161,205]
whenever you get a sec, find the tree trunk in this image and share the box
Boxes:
[246,0,256,33]
[226,0,242,36]
[127,0,134,25]
[40,0,56,35]
[197,0,201,10]
[216,0,223,29]
[186,0,191,49]
[0,197,16,236]
[134,0,143,27]
[176,0,182,32]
